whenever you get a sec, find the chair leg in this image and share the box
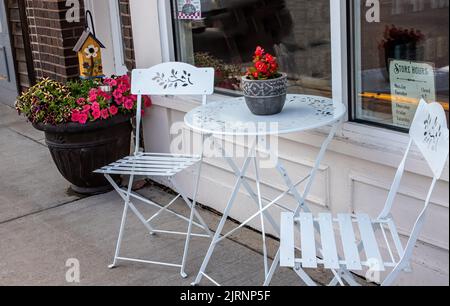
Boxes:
[109,202,129,269]
[180,161,204,278]
[108,174,135,269]
[340,269,360,286]
[382,262,405,286]
[263,249,280,286]
[329,268,360,286]
[294,266,318,286]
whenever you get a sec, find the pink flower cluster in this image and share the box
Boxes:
[71,74,152,124]
[104,75,152,110]
[71,96,119,124]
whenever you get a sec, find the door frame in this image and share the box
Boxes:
[17,0,35,87]
[84,0,128,75]
[0,0,19,102]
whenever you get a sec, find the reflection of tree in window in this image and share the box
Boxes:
[174,0,332,96]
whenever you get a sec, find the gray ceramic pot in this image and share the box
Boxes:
[241,73,288,116]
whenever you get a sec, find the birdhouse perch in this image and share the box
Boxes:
[73,11,105,79]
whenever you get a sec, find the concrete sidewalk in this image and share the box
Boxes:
[0,102,360,286]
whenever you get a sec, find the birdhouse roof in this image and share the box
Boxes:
[73,30,105,52]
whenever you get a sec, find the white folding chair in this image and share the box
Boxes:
[275,99,449,286]
[95,62,215,278]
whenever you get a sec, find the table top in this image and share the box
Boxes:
[184,94,347,136]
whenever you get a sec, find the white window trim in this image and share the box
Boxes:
[84,0,128,75]
[155,0,449,180]
[108,0,128,75]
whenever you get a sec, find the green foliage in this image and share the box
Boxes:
[66,79,101,100]
[15,78,77,125]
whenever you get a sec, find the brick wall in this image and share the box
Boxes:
[118,0,135,70]
[26,0,85,82]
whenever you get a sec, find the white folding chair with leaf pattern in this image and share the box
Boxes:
[95,62,214,278]
[275,99,449,286]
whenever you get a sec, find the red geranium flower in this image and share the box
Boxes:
[245,46,280,80]
[255,46,265,58]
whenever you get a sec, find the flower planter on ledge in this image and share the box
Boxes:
[34,114,132,195]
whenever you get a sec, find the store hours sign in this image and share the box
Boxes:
[177,0,202,20]
[390,59,436,128]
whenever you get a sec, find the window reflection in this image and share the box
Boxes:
[353,0,449,130]
[173,0,332,97]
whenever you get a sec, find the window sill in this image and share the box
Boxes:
[149,94,449,181]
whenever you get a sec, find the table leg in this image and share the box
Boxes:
[192,152,254,286]
[253,150,269,278]
[214,140,280,234]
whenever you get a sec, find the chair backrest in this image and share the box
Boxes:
[130,62,215,155]
[379,99,449,282]
[410,100,449,179]
[131,62,215,97]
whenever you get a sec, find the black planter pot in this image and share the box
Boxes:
[241,73,288,116]
[34,115,132,195]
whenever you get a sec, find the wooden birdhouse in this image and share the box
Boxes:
[73,30,105,79]
[73,11,105,79]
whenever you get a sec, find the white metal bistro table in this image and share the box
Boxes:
[184,94,346,286]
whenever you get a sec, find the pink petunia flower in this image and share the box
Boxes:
[101,109,110,119]
[91,102,100,111]
[118,84,128,93]
[88,89,98,103]
[113,89,123,100]
[144,96,152,108]
[92,109,101,120]
[78,113,88,124]
[109,105,118,116]
[77,98,86,105]
[83,105,91,112]
[71,110,80,122]
[124,98,134,110]
[115,96,124,105]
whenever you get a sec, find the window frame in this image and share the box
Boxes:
[161,1,349,113]
[151,0,448,179]
[347,1,411,133]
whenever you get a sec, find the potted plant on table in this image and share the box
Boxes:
[15,75,151,195]
[241,46,288,116]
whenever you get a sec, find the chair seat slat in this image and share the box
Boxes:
[299,213,317,268]
[125,156,199,162]
[280,213,295,268]
[110,162,195,169]
[356,214,385,272]
[337,214,363,271]
[95,170,177,177]
[318,213,340,270]
[116,159,197,165]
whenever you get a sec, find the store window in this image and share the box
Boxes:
[171,0,332,97]
[351,0,449,130]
